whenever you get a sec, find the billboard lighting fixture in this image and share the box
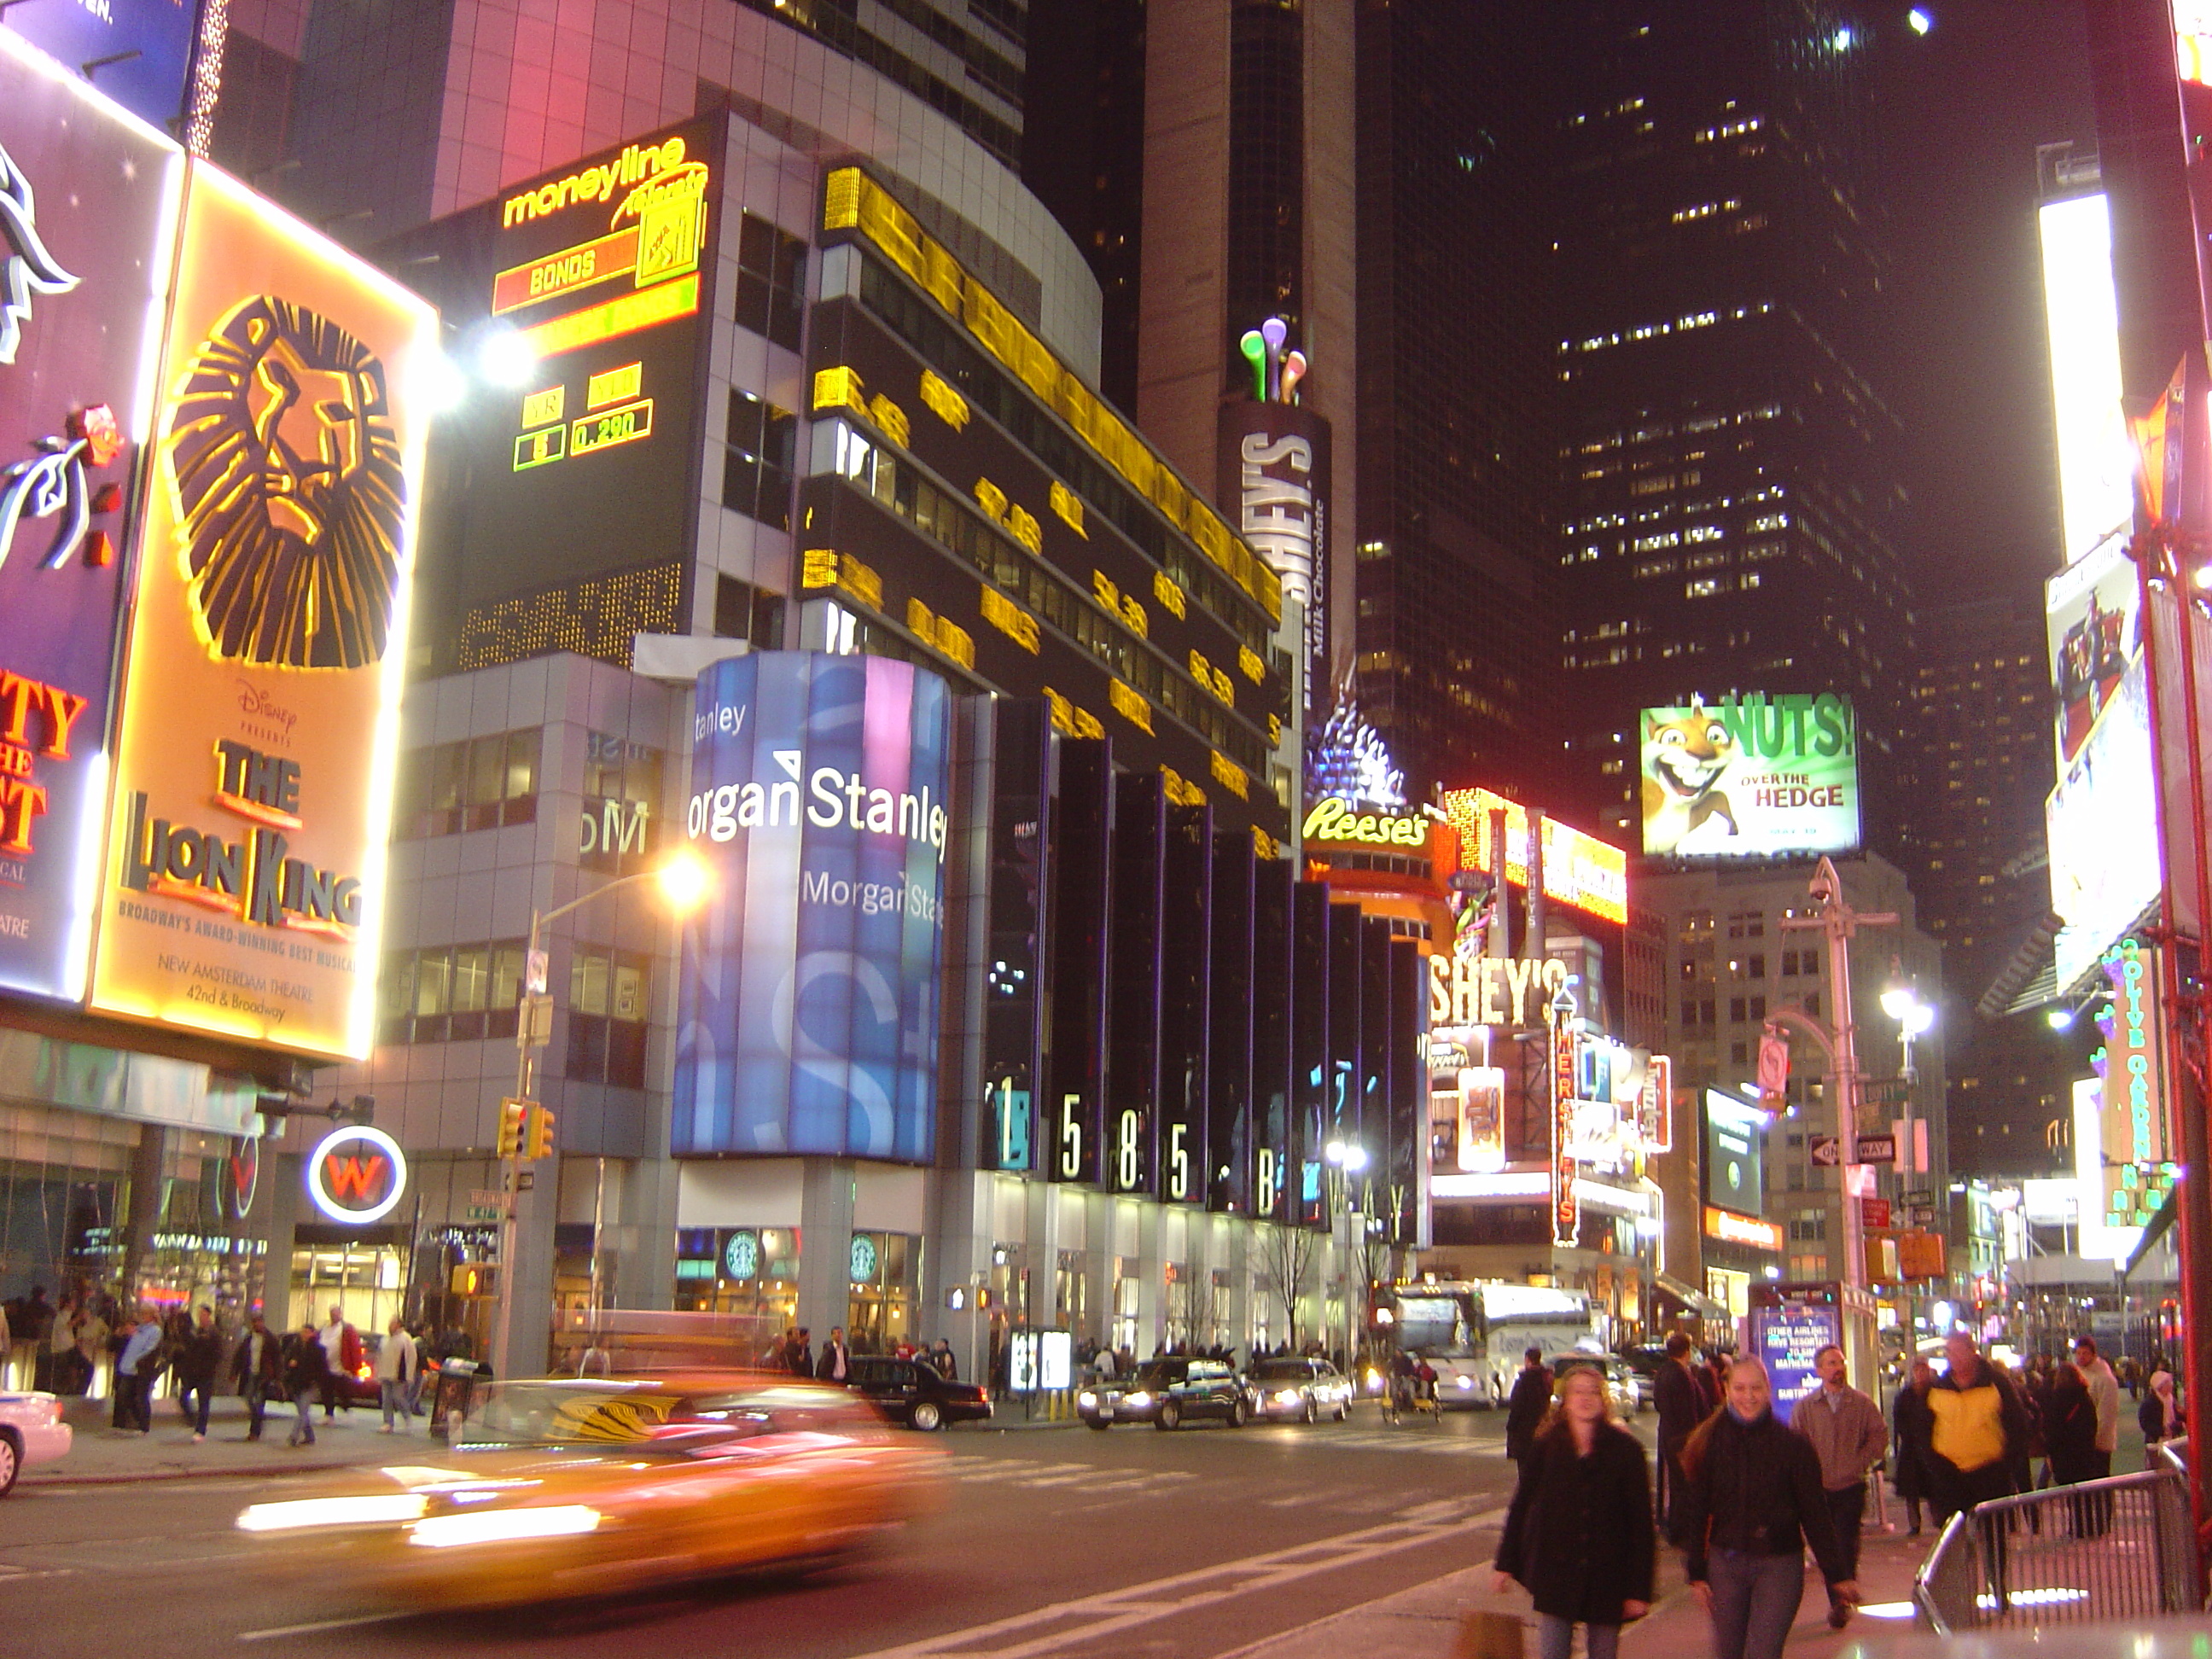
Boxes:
[419,349,471,414]
[1832,26,1854,49]
[2046,1007,2076,1032]
[2193,564,2212,591]
[476,323,538,387]
[1908,8,1933,34]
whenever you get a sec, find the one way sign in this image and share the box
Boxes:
[1810,1135,1842,1167]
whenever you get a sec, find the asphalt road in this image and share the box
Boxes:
[0,1403,1606,1658]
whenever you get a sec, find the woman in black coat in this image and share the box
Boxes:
[1892,1359,1936,1535]
[1493,1363,1654,1659]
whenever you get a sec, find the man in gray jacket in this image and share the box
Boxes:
[1790,1343,1888,1625]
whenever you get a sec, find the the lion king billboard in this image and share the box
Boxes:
[1639,692,1860,859]
[86,162,437,1060]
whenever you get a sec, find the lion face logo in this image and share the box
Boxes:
[166,298,406,670]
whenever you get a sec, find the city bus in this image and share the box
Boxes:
[1385,1281,1604,1406]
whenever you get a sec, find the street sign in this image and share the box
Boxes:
[1855,1134,1897,1164]
[1906,1190,1934,1206]
[526,948,550,996]
[521,994,554,1046]
[1810,1135,1842,1167]
[464,1204,504,1221]
[1909,1204,1936,1228]
[1862,1196,1893,1230]
[1863,1079,1912,1104]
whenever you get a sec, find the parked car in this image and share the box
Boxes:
[0,1390,69,1494]
[1248,1356,1353,1423]
[839,1355,992,1431]
[1078,1356,1249,1430]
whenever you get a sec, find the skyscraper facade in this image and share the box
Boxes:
[1350,1,1558,801]
[1901,593,2070,1175]
[1553,3,1913,853]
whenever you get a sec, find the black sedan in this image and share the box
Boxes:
[1078,1357,1249,1430]
[840,1354,992,1431]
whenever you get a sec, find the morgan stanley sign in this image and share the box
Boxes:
[672,652,952,1161]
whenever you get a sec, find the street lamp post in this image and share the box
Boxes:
[488,851,710,1382]
[1778,856,1895,1392]
[1879,975,1936,1351]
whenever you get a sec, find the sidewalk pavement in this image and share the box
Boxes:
[26,1394,433,1487]
[1225,1519,1930,1659]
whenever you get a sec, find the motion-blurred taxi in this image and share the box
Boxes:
[235,1372,941,1607]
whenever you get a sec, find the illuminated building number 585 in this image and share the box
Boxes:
[1167,1124,1190,1201]
[1116,1109,1141,1189]
[1059,1095,1084,1179]
[1257,1148,1279,1214]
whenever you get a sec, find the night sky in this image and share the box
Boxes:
[1877,0,2101,610]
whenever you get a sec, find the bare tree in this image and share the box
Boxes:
[1256,1223,1319,1353]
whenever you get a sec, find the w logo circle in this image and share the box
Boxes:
[306,1125,408,1224]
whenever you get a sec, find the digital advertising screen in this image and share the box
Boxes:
[2,0,201,135]
[2037,193,2134,568]
[450,116,719,612]
[672,651,952,1162]
[88,160,437,1060]
[1639,692,1860,859]
[1751,1301,1840,1417]
[1705,1091,1767,1220]
[0,37,181,1003]
[2045,535,2160,991]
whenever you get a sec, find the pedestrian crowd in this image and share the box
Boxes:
[1489,1326,2165,1659]
[0,1284,453,1450]
[755,1324,963,1382]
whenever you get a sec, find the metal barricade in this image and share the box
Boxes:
[1913,1467,2197,1634]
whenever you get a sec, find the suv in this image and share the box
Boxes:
[1079,1357,1249,1430]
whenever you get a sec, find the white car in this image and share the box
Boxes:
[0,1391,71,1493]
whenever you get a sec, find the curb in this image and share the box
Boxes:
[25,1452,397,1488]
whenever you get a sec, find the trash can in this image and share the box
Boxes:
[428,1358,480,1439]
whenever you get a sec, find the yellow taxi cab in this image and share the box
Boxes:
[236,1371,942,1608]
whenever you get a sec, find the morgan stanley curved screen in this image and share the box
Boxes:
[672,651,952,1161]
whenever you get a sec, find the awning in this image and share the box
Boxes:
[1653,1273,1729,1321]
[1977,911,2064,1018]
[2122,1182,2181,1282]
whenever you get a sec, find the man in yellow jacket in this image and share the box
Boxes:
[1924,1332,2031,1523]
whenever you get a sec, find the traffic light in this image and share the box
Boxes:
[525,1103,557,1161]
[496,1097,527,1159]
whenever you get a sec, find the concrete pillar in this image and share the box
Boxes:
[1085,1191,1114,1351]
[797,1158,857,1341]
[1023,1174,1061,1332]
[1134,1201,1163,1355]
[259,1144,302,1329]
[505,1157,557,1377]
[931,1170,992,1384]
[615,1154,679,1312]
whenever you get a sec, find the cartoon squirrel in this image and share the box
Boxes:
[1641,701,1739,852]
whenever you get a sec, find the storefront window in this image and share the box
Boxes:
[847,1231,917,1353]
[288,1224,410,1372]
[672,1226,800,1358]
